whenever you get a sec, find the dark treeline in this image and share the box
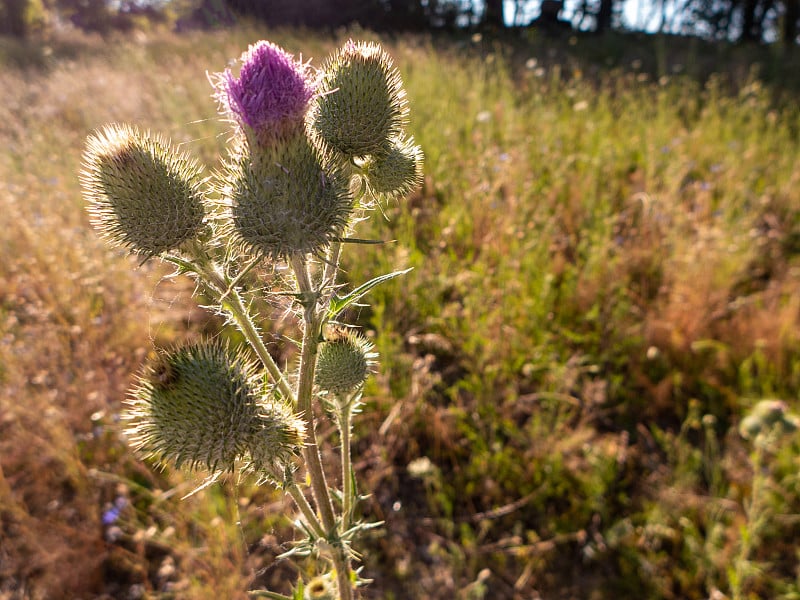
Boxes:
[1,0,798,48]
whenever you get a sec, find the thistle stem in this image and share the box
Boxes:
[220,284,296,402]
[322,241,343,296]
[287,483,326,539]
[291,254,355,600]
[338,399,354,531]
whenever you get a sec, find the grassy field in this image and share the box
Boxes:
[1,24,800,600]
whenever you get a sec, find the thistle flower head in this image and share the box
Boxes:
[311,40,408,158]
[360,135,424,202]
[315,328,377,396]
[221,135,353,260]
[214,40,315,144]
[81,123,206,259]
[124,340,303,477]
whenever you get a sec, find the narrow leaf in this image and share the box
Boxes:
[328,268,412,319]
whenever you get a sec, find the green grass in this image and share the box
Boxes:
[1,24,800,599]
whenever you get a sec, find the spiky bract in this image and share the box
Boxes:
[311,40,408,158]
[222,135,353,260]
[315,328,377,396]
[214,40,315,144]
[125,340,303,476]
[361,136,424,201]
[81,123,206,258]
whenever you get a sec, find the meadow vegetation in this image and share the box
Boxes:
[1,24,799,599]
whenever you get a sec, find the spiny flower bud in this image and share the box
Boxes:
[304,574,337,600]
[81,124,206,259]
[213,40,315,146]
[245,398,306,484]
[125,340,279,474]
[315,328,377,396]
[311,40,408,158]
[360,135,424,201]
[222,135,352,260]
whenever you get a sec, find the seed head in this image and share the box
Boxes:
[315,328,377,396]
[81,124,206,259]
[214,40,315,145]
[360,135,424,201]
[221,135,353,260]
[311,40,408,158]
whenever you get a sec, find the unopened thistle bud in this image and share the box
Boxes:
[311,40,408,158]
[360,135,424,201]
[304,574,337,600]
[125,340,302,475]
[81,124,206,259]
[222,135,353,260]
[315,328,377,396]
[245,399,306,484]
[213,40,316,146]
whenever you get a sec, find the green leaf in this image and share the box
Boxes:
[328,268,412,319]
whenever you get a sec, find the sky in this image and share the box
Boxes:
[501,0,671,31]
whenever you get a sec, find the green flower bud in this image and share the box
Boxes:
[315,328,377,396]
[360,135,424,201]
[221,134,353,260]
[245,399,306,484]
[125,340,303,476]
[311,40,408,158]
[81,123,206,259]
[304,574,337,600]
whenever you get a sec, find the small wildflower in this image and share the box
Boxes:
[101,497,128,526]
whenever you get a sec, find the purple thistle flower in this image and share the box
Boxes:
[215,41,315,143]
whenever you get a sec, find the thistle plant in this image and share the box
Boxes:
[731,400,800,600]
[81,39,423,600]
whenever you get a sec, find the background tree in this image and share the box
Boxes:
[482,0,506,27]
[596,0,615,31]
[784,0,799,42]
[0,0,47,36]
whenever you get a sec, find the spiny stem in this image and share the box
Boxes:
[338,398,355,531]
[291,255,336,527]
[287,483,326,539]
[322,241,343,297]
[291,254,355,600]
[220,284,296,402]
